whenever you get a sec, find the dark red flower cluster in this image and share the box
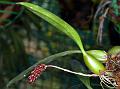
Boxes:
[28,64,46,83]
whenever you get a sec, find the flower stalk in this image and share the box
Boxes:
[47,65,98,77]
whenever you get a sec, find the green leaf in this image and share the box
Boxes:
[0,1,16,4]
[7,50,82,87]
[17,2,86,54]
[0,10,18,15]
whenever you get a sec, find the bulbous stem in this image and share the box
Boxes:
[83,54,105,75]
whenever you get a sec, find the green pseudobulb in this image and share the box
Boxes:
[108,46,120,55]
[83,54,105,75]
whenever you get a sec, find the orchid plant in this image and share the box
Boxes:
[7,2,120,89]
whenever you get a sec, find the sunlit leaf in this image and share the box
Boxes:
[18,2,86,54]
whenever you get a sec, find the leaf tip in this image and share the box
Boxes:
[16,2,25,5]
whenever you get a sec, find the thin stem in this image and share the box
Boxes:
[97,8,109,45]
[94,0,111,21]
[47,65,98,77]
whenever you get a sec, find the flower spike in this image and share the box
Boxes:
[28,64,46,83]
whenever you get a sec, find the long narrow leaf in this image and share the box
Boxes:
[7,50,82,87]
[18,2,86,54]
